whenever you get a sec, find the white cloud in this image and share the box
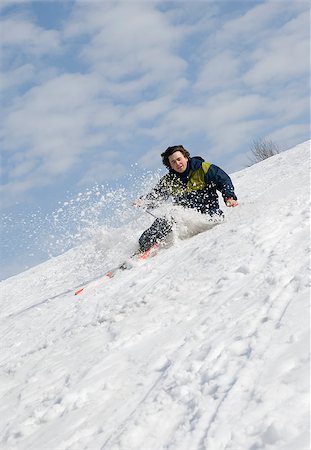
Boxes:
[0,14,61,57]
[0,0,28,11]
[265,88,309,125]
[0,174,48,209]
[138,146,165,169]
[0,64,35,91]
[121,95,176,127]
[205,93,268,127]
[267,124,310,150]
[66,2,187,83]
[195,51,241,92]
[207,119,267,159]
[234,2,276,29]
[243,11,310,86]
[1,74,106,193]
[200,1,310,92]
[219,1,303,43]
[3,73,103,155]
[78,160,126,187]
[141,92,269,154]
[10,157,38,178]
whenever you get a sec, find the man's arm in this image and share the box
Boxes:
[133,177,170,209]
[205,164,238,206]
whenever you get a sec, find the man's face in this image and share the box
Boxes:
[168,151,189,173]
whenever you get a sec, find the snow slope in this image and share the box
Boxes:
[1,141,310,450]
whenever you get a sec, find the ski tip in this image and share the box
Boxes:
[74,287,84,296]
[74,271,115,296]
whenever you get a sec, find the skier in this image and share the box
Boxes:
[134,145,238,252]
[75,145,239,295]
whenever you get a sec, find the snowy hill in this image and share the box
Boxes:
[1,141,310,450]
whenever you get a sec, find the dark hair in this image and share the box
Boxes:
[161,145,191,169]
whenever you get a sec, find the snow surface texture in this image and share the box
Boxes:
[1,142,310,450]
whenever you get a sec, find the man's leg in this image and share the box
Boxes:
[138,217,173,252]
[207,208,224,218]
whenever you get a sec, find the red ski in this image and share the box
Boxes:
[74,244,159,296]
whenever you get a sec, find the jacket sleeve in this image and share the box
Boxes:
[205,164,237,201]
[139,177,170,208]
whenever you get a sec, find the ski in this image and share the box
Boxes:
[74,266,120,296]
[74,244,159,296]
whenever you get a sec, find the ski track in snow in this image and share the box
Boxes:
[0,142,310,450]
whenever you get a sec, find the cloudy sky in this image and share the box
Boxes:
[1,0,310,278]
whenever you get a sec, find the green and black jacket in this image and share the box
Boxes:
[144,156,237,214]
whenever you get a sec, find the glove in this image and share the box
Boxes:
[225,198,239,207]
[132,198,145,208]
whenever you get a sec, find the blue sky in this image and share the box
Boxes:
[1,0,310,279]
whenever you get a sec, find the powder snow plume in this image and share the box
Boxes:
[0,141,310,450]
[1,168,162,280]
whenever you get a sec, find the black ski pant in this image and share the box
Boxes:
[138,217,173,252]
[138,207,223,252]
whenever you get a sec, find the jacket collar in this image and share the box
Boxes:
[169,156,204,182]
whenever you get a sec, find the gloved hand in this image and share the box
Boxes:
[132,198,145,208]
[226,198,239,207]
